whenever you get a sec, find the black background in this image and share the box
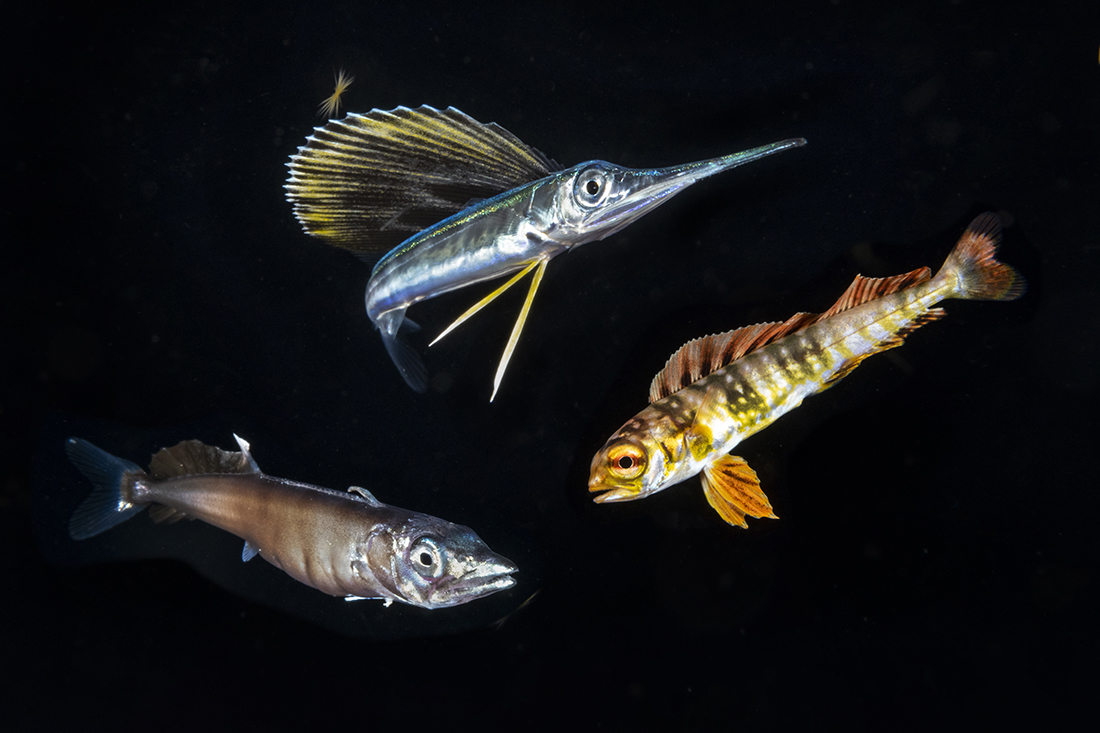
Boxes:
[5,1,1097,729]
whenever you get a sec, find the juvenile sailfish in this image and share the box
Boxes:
[65,434,517,609]
[285,105,805,399]
[588,213,1026,527]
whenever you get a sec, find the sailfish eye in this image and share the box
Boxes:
[573,167,612,208]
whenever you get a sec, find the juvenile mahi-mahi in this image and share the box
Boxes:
[588,213,1025,527]
[285,106,805,399]
[65,434,516,609]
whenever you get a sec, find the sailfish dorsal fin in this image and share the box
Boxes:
[647,266,932,403]
[285,105,562,260]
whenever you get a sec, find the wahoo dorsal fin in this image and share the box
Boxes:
[819,267,931,319]
[148,438,257,480]
[285,105,562,259]
[649,313,816,402]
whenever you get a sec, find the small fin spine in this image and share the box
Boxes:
[65,438,147,540]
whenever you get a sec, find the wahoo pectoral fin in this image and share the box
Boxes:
[700,455,777,528]
[491,258,548,402]
[377,310,428,393]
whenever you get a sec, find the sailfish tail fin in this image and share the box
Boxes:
[377,312,428,393]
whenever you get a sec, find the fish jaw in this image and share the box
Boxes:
[428,552,518,609]
[587,433,671,504]
[553,138,806,245]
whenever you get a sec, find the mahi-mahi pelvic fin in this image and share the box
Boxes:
[286,105,806,397]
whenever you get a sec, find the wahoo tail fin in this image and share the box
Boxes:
[65,438,148,540]
[938,213,1027,301]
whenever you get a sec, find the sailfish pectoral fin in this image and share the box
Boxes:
[700,455,778,528]
[429,260,541,347]
[491,258,549,402]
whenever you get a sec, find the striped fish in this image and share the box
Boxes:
[588,213,1026,527]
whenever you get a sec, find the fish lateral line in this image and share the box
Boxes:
[286,105,807,396]
[589,212,1025,527]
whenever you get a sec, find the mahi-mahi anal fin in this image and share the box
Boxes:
[700,455,777,529]
[648,266,936,403]
[285,106,561,259]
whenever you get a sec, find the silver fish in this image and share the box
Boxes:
[286,105,805,399]
[65,434,517,609]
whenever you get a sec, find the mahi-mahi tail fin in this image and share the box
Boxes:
[65,438,147,540]
[937,213,1027,301]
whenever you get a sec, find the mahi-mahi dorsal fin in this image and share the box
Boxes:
[648,266,933,403]
[285,105,562,259]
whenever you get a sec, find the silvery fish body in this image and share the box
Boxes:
[286,106,805,398]
[65,435,516,609]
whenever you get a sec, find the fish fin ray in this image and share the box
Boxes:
[700,455,777,528]
[430,260,539,347]
[149,439,255,480]
[242,541,260,562]
[649,314,814,402]
[380,327,428,393]
[285,106,560,254]
[65,438,147,540]
[490,258,548,402]
[815,309,947,393]
[937,213,1026,301]
[348,486,384,506]
[819,267,932,319]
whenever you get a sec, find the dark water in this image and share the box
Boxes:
[6,1,1097,728]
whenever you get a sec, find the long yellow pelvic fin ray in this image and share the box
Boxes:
[430,260,541,347]
[700,455,777,528]
[490,258,549,402]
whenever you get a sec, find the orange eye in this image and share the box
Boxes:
[607,443,646,479]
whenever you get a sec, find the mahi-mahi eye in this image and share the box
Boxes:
[607,442,646,479]
[574,167,612,208]
[410,536,446,579]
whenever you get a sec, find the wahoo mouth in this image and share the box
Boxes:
[433,555,518,607]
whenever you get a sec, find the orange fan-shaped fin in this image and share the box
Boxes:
[700,455,777,528]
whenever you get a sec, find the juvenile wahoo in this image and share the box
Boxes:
[286,105,805,399]
[66,435,517,609]
[589,213,1025,527]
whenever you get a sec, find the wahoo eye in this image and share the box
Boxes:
[574,167,612,208]
[410,537,446,579]
[607,443,646,479]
